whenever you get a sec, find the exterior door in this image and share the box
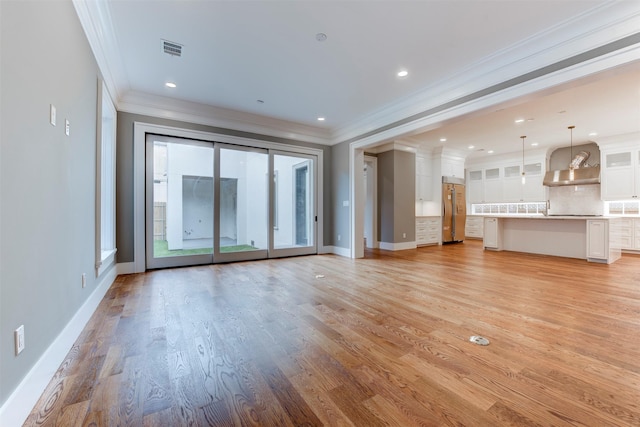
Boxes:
[146,135,214,269]
[270,152,317,257]
[214,144,269,262]
[146,136,318,268]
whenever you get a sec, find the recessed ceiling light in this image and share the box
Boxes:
[165,82,176,88]
[468,145,475,150]
[257,99,265,104]
[316,33,327,42]
[531,142,539,146]
[589,132,598,136]
[514,118,525,123]
[317,117,325,121]
[440,138,447,142]
[397,70,408,77]
[488,150,494,154]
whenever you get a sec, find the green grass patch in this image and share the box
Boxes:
[153,240,257,258]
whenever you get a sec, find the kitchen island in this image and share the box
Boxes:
[483,215,622,264]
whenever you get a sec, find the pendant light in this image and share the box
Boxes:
[520,135,526,185]
[568,125,575,181]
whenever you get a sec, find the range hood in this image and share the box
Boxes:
[543,148,601,187]
[543,165,600,187]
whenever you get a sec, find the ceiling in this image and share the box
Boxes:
[85,0,640,158]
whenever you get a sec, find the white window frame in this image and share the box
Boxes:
[96,80,117,276]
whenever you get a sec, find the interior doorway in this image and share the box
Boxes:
[364,156,378,249]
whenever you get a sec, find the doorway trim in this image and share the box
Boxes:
[133,122,324,273]
[364,155,378,250]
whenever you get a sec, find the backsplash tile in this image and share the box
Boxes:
[548,184,604,215]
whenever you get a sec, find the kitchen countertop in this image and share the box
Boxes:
[481,214,622,263]
[471,214,620,220]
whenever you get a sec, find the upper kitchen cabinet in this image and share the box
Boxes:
[416,153,433,201]
[466,152,546,203]
[521,162,545,201]
[599,135,640,200]
[483,167,502,202]
[467,170,483,203]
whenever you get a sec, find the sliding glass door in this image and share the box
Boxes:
[270,152,317,258]
[146,135,214,269]
[214,144,269,262]
[146,136,317,268]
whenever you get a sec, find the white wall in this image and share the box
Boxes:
[243,153,268,249]
[166,143,213,249]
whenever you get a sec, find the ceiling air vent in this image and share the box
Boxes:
[162,40,183,57]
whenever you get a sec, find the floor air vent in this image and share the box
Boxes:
[162,40,183,57]
[469,335,490,346]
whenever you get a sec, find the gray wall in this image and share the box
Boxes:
[378,150,416,244]
[0,0,102,407]
[331,141,350,248]
[116,112,333,262]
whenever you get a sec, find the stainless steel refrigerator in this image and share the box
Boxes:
[442,177,466,243]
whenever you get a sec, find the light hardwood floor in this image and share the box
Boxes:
[24,240,640,426]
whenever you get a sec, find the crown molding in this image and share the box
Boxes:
[369,141,417,154]
[335,1,640,146]
[72,0,129,104]
[75,0,640,149]
[119,91,333,145]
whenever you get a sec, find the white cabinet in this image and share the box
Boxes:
[442,157,465,179]
[522,162,545,201]
[466,153,546,203]
[587,220,608,259]
[465,216,484,238]
[503,165,522,202]
[483,168,502,202]
[416,174,432,201]
[416,216,440,246]
[467,170,483,203]
[617,218,634,250]
[601,147,640,200]
[617,217,640,251]
[416,154,433,201]
[586,219,621,263]
[483,217,501,249]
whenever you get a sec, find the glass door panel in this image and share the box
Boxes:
[270,152,317,257]
[214,145,269,262]
[146,135,214,269]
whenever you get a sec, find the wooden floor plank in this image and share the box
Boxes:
[23,241,640,426]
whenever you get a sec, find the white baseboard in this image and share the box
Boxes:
[0,264,118,427]
[321,245,351,257]
[379,241,417,251]
[117,261,136,274]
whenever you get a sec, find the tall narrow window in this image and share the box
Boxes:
[96,80,117,275]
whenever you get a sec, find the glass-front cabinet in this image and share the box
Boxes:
[601,144,640,200]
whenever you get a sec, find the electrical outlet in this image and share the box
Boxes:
[65,119,70,136]
[82,273,86,288]
[50,104,56,126]
[403,232,407,238]
[337,234,341,241]
[15,325,25,355]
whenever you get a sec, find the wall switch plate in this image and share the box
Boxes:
[82,273,86,288]
[15,325,25,355]
[50,104,56,126]
[403,233,407,238]
[65,119,70,136]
